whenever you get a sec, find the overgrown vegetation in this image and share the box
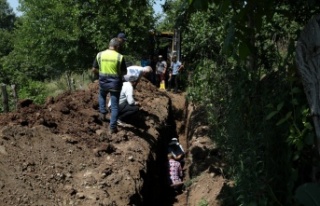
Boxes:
[175,0,320,205]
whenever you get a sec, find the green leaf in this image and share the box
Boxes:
[239,41,250,60]
[219,0,231,13]
[266,111,278,120]
[304,133,314,145]
[295,183,320,206]
[276,102,284,111]
[276,112,292,126]
[291,87,301,94]
[291,98,299,105]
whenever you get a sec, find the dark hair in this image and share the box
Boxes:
[109,38,121,48]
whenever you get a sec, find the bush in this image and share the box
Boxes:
[18,80,48,105]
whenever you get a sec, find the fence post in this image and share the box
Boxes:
[11,84,18,110]
[66,72,72,91]
[1,84,9,112]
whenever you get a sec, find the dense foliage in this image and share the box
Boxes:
[174,0,320,205]
[0,0,156,107]
[0,0,16,84]
[1,0,155,84]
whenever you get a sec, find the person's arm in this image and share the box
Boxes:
[179,144,185,153]
[163,61,167,74]
[120,57,127,76]
[178,62,184,71]
[92,55,99,72]
[178,163,183,177]
[90,57,99,81]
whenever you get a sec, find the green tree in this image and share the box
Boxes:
[0,0,15,30]
[3,0,155,83]
[0,0,16,84]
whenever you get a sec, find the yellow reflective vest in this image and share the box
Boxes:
[97,49,123,76]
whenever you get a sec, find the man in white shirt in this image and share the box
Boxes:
[126,65,152,85]
[117,74,141,126]
[107,66,151,111]
[168,55,183,93]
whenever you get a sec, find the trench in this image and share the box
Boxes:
[139,95,189,206]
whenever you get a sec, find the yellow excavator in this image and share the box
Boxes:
[149,29,181,62]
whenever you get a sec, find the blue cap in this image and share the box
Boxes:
[117,33,127,41]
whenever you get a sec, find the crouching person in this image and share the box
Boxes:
[117,74,140,126]
[168,153,184,193]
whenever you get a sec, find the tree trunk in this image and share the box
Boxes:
[66,72,72,91]
[296,14,320,156]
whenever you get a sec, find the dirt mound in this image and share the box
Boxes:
[0,78,172,206]
[0,77,228,206]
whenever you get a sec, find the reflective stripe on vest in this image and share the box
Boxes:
[97,50,123,75]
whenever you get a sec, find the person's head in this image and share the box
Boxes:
[172,55,177,62]
[109,38,121,51]
[142,66,152,75]
[169,138,179,146]
[124,74,138,87]
[117,32,127,44]
[158,55,163,61]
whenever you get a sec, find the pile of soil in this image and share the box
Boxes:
[0,78,228,206]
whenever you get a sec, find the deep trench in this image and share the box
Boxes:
[140,97,185,206]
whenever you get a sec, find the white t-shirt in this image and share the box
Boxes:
[119,82,135,106]
[126,66,145,78]
[107,82,135,108]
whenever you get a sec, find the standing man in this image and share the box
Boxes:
[117,32,127,54]
[168,55,183,93]
[156,55,167,88]
[92,38,127,134]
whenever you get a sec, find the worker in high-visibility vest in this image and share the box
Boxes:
[92,38,127,134]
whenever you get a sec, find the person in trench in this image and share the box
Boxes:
[168,153,184,192]
[168,137,185,168]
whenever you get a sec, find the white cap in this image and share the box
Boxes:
[169,138,179,145]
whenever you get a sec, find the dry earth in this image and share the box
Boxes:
[0,78,229,206]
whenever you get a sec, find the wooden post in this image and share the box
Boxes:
[71,78,75,90]
[66,72,72,91]
[1,84,9,113]
[11,84,18,110]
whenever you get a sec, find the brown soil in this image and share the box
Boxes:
[0,78,228,206]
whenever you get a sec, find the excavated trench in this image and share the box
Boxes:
[140,96,188,206]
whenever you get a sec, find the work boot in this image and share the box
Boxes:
[108,127,118,135]
[99,113,110,121]
[99,113,106,121]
